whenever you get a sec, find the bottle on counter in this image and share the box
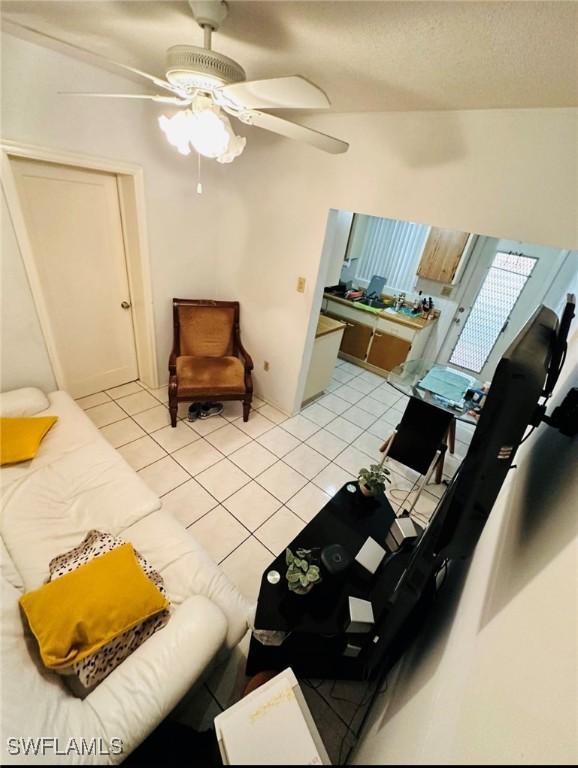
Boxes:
[421,296,434,319]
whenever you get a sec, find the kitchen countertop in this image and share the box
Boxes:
[315,314,346,338]
[323,292,437,331]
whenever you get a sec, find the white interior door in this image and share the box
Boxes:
[438,239,567,382]
[11,158,138,398]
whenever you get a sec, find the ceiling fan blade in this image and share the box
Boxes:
[4,20,181,96]
[218,76,330,110]
[59,92,190,106]
[244,111,348,154]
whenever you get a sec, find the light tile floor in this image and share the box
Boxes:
[78,359,473,762]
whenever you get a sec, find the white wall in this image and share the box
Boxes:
[354,329,578,765]
[323,209,354,287]
[1,31,228,391]
[1,187,56,391]
[2,33,577,413]
[545,249,578,315]
[216,108,578,412]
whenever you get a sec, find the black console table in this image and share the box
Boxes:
[246,482,415,680]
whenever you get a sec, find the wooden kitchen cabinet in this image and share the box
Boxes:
[367,331,412,371]
[417,227,470,283]
[338,318,374,360]
[322,296,435,373]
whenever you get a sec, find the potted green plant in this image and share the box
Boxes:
[285,547,322,595]
[358,454,391,497]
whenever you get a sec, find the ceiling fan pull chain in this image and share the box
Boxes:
[196,151,203,195]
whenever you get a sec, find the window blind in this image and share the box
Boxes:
[348,215,429,292]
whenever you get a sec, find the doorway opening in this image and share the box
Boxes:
[448,251,537,373]
[438,239,571,383]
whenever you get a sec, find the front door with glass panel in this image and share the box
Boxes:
[439,240,567,382]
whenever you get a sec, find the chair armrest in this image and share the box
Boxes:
[84,596,227,763]
[237,341,253,372]
[168,346,178,375]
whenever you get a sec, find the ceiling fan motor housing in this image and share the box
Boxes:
[166,45,245,91]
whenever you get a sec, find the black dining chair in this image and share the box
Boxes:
[379,398,454,517]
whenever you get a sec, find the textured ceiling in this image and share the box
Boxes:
[2,1,577,112]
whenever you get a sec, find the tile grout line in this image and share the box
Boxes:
[95,363,459,562]
[154,467,197,498]
[219,530,274,564]
[97,366,456,726]
[193,367,403,522]
[109,376,432,514]
[203,682,225,713]
[93,376,345,520]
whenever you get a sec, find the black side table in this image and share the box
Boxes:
[246,483,413,680]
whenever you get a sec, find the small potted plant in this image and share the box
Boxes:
[285,547,322,595]
[358,455,391,497]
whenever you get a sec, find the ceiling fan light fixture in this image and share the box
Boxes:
[44,0,348,162]
[158,102,245,162]
[216,131,246,164]
[189,107,230,158]
[165,45,246,92]
[166,70,223,92]
[158,111,193,156]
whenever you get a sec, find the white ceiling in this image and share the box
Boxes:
[2,1,577,112]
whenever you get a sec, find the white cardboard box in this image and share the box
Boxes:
[214,668,330,765]
[355,536,386,574]
[346,596,375,633]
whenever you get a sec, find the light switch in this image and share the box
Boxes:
[296,277,306,293]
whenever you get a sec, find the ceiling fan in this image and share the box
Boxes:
[24,0,349,162]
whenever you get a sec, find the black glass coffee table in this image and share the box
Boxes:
[246,482,415,680]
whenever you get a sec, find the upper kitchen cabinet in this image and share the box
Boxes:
[417,227,470,283]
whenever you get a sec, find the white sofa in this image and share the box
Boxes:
[0,390,253,765]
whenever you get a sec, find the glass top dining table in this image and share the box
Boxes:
[387,358,482,426]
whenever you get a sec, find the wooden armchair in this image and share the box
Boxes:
[168,299,253,427]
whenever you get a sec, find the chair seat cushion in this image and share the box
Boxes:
[176,356,246,395]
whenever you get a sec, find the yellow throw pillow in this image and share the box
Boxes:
[0,416,58,465]
[19,543,169,669]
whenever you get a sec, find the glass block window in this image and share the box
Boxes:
[449,252,537,373]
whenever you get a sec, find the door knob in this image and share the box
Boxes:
[121,301,131,309]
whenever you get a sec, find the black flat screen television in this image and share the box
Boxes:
[366,295,575,677]
[435,303,558,559]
